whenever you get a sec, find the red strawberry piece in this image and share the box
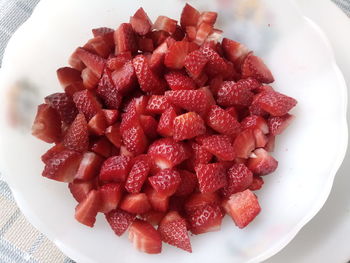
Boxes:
[180,3,200,28]
[265,135,276,152]
[254,84,274,93]
[184,49,208,78]
[209,75,223,96]
[122,124,148,155]
[158,211,192,252]
[68,180,95,203]
[168,196,187,214]
[253,128,268,148]
[148,168,181,196]
[137,37,154,52]
[186,141,212,171]
[157,107,177,137]
[206,105,240,136]
[114,23,138,54]
[199,86,216,106]
[106,209,135,236]
[73,90,102,121]
[74,152,104,181]
[194,23,213,46]
[120,145,134,157]
[222,189,261,228]
[128,219,162,254]
[130,9,152,36]
[153,16,177,34]
[134,7,153,24]
[241,115,269,134]
[165,71,196,90]
[41,143,65,164]
[133,55,166,94]
[165,89,210,115]
[134,95,149,115]
[232,129,255,159]
[200,45,227,77]
[173,25,186,41]
[68,48,85,71]
[64,81,85,97]
[201,135,236,161]
[99,183,123,213]
[45,93,78,124]
[99,155,133,182]
[195,163,227,193]
[145,186,169,212]
[32,104,61,143]
[198,11,217,26]
[221,164,253,197]
[76,47,106,78]
[111,60,136,95]
[185,192,221,213]
[120,101,138,132]
[148,138,189,169]
[96,70,122,110]
[145,95,170,115]
[102,109,119,125]
[226,107,238,119]
[84,36,113,59]
[249,176,264,191]
[56,67,82,88]
[175,170,197,196]
[92,27,114,37]
[241,53,274,83]
[239,77,262,91]
[164,41,189,69]
[125,155,150,193]
[88,111,107,136]
[105,123,122,148]
[106,52,132,70]
[141,211,165,225]
[249,92,269,116]
[222,60,240,81]
[90,137,113,158]
[139,115,158,140]
[187,204,223,234]
[75,189,101,227]
[258,91,297,116]
[247,148,278,176]
[120,193,151,214]
[173,112,206,141]
[222,38,250,68]
[217,80,254,107]
[268,114,295,136]
[63,113,89,152]
[185,26,197,41]
[193,73,208,88]
[150,30,170,47]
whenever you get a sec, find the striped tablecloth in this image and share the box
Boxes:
[0,0,349,262]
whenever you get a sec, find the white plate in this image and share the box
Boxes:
[0,0,347,263]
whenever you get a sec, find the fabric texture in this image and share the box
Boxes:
[0,0,349,262]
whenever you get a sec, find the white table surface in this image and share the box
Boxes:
[267,0,350,262]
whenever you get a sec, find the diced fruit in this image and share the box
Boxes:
[249,176,264,191]
[130,8,152,36]
[145,187,169,212]
[92,27,114,37]
[114,23,138,54]
[164,71,196,90]
[206,105,240,136]
[105,124,122,148]
[102,109,119,125]
[180,3,200,28]
[198,11,217,26]
[91,137,113,158]
[184,49,208,78]
[221,164,253,197]
[73,90,102,121]
[69,48,85,71]
[68,180,95,203]
[63,113,89,152]
[45,93,78,124]
[268,114,295,136]
[128,219,162,254]
[145,95,170,114]
[141,211,165,225]
[187,204,223,234]
[111,60,137,95]
[139,115,158,139]
[74,152,103,181]
[241,115,269,134]
[75,189,100,227]
[153,16,177,34]
[164,41,189,69]
[173,112,206,141]
[157,107,177,137]
[125,156,150,193]
[41,143,65,164]
[201,135,236,161]
[217,80,254,107]
[76,47,106,78]
[106,209,135,236]
[148,168,181,196]
[88,111,107,135]
[137,37,154,52]
[122,124,148,155]
[99,155,133,182]
[97,70,122,110]
[222,189,261,228]
[222,38,250,67]
[195,163,227,193]
[241,53,274,83]
[253,128,268,148]
[56,67,82,88]
[265,135,276,152]
[175,170,197,196]
[258,91,297,116]
[120,193,151,214]
[200,45,227,76]
[81,67,99,89]
[185,192,220,213]
[185,141,212,170]
[232,129,256,159]
[247,148,278,176]
[99,183,123,213]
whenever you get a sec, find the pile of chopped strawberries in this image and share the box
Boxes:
[31,4,297,254]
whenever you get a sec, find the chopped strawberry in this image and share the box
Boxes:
[125,155,150,193]
[241,53,274,83]
[120,101,138,132]
[122,124,148,155]
[184,49,208,78]
[221,38,250,68]
[145,186,169,212]
[247,148,278,176]
[180,3,200,28]
[106,209,135,236]
[76,47,106,78]
[137,37,154,52]
[56,67,82,88]
[187,204,223,234]
[74,152,104,181]
[139,115,158,140]
[145,95,170,115]
[106,52,132,70]
[68,48,85,71]
[110,61,136,95]
[44,93,78,125]
[175,170,197,196]
[173,112,206,141]
[249,176,264,191]
[200,45,227,77]
[120,193,151,214]
[73,90,102,121]
[69,180,95,203]
[148,138,188,169]
[206,105,240,136]
[133,7,153,24]
[153,16,177,34]
[268,114,295,136]
[105,123,122,148]
[222,189,261,228]
[185,141,212,171]
[84,36,113,59]
[158,211,192,252]
[164,71,196,90]
[88,111,107,135]
[217,80,254,107]
[249,92,269,116]
[32,104,62,143]
[254,84,274,93]
[198,11,217,26]
[241,115,269,134]
[75,189,101,227]
[148,168,181,196]
[201,135,236,161]
[195,163,226,193]
[221,164,253,197]
[134,95,149,115]
[99,183,123,213]
[130,8,152,36]
[92,27,114,37]
[120,145,135,157]
[41,143,65,164]
[199,86,216,107]
[128,219,162,254]
[258,91,297,116]
[157,107,177,137]
[173,25,186,41]
[185,26,197,41]
[232,129,255,159]
[184,192,220,213]
[150,30,170,47]
[99,155,133,182]
[265,135,276,152]
[64,81,85,97]
[226,107,238,119]
[141,211,165,225]
[133,55,166,94]
[164,41,189,69]
[90,137,113,158]
[194,23,213,45]
[96,69,122,110]
[62,113,88,152]
[102,109,119,125]
[114,23,138,54]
